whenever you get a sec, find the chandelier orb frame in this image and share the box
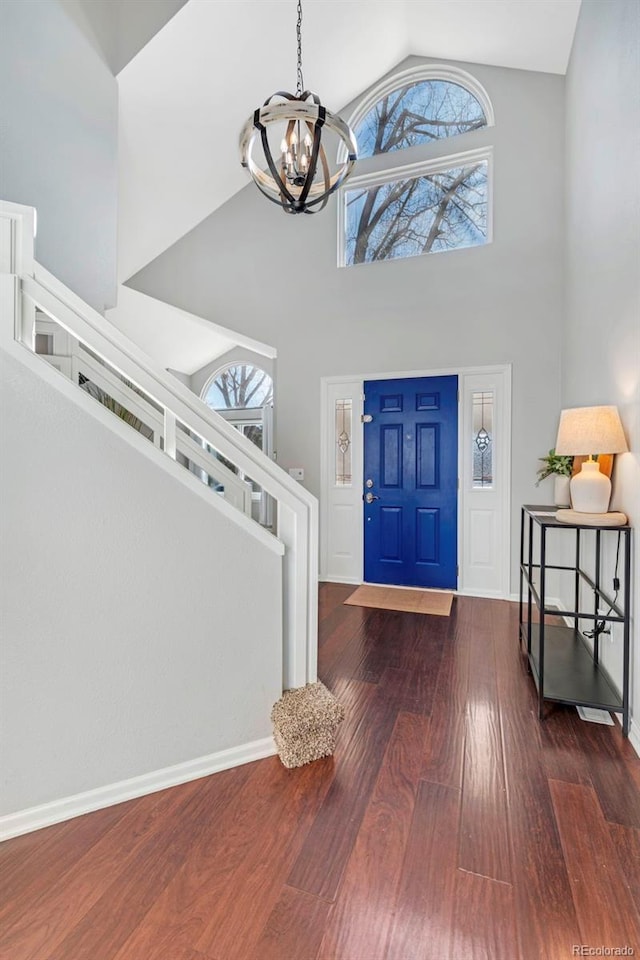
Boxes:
[239,1,358,215]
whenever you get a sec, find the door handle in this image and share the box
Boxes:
[364,491,380,503]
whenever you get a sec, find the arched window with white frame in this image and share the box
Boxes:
[201,362,274,525]
[339,65,494,267]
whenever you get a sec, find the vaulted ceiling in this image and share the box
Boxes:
[117,0,581,287]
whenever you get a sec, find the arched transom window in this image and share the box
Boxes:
[339,66,493,267]
[354,78,488,158]
[204,363,273,412]
[203,362,273,454]
[202,363,274,520]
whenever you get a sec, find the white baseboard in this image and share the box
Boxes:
[457,587,508,601]
[323,581,512,600]
[0,736,276,842]
[613,712,640,758]
[319,575,360,584]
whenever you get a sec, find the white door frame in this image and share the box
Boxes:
[320,363,512,599]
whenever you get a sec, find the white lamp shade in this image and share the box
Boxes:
[555,405,628,456]
[555,405,627,514]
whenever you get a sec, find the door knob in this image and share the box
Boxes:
[365,491,380,503]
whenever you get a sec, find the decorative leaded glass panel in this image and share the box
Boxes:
[335,399,352,486]
[472,391,494,488]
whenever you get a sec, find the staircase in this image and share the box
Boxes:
[0,200,319,838]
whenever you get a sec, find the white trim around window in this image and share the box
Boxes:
[337,146,493,269]
[337,63,495,164]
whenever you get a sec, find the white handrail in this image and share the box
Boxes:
[28,267,311,507]
[73,348,254,515]
[0,202,318,688]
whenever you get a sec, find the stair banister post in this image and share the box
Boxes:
[0,202,35,277]
[0,202,36,349]
[277,497,319,691]
[0,275,20,348]
[164,410,177,460]
[277,501,302,690]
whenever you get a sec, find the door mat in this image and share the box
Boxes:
[344,584,453,617]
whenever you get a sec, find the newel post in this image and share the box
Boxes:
[0,202,36,349]
[277,498,318,690]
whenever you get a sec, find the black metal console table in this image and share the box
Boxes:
[519,504,631,734]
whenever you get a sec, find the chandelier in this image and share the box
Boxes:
[239,0,357,215]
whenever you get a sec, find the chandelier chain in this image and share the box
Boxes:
[296,0,304,97]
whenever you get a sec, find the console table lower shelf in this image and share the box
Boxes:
[519,504,631,734]
[521,623,624,713]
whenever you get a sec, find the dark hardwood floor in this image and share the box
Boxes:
[1,585,639,959]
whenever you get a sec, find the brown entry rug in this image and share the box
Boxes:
[344,584,453,617]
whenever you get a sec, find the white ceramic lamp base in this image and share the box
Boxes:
[570,459,611,513]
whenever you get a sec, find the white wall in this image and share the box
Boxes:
[112,0,188,74]
[129,55,566,594]
[60,0,187,75]
[563,0,640,743]
[58,0,117,72]
[0,0,118,312]
[0,348,282,817]
[115,0,408,283]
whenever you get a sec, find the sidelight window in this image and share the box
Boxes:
[335,398,353,486]
[472,390,494,488]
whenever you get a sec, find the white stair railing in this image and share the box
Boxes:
[39,331,254,517]
[0,201,318,688]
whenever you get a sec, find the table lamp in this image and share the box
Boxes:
[555,405,628,514]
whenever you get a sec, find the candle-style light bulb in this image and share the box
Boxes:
[280,138,288,155]
[285,151,294,179]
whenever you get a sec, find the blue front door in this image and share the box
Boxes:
[363,375,458,589]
